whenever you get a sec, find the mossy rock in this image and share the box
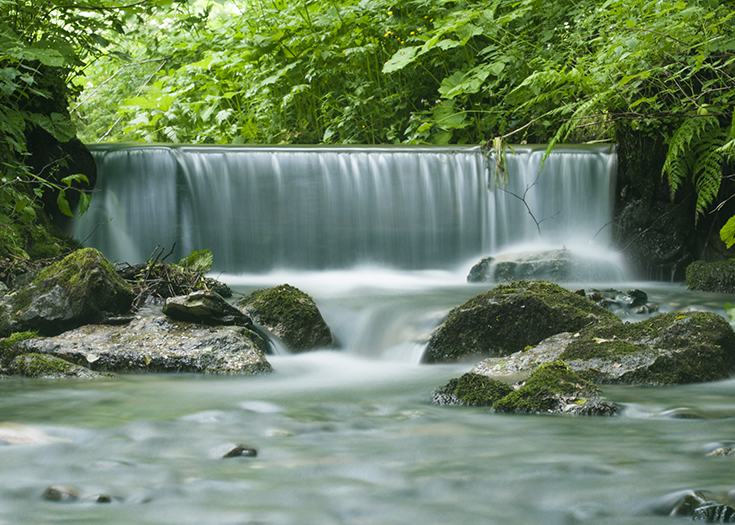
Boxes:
[0,331,39,369]
[7,353,115,379]
[471,311,735,386]
[0,248,134,337]
[12,316,273,375]
[432,373,513,406]
[685,259,735,293]
[492,361,617,415]
[423,281,620,363]
[562,311,735,384]
[237,284,335,352]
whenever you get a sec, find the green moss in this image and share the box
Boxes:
[11,353,76,377]
[424,280,620,363]
[686,259,735,293]
[434,373,514,406]
[0,330,39,365]
[0,218,79,262]
[239,284,316,326]
[493,360,600,413]
[29,248,132,310]
[560,312,732,362]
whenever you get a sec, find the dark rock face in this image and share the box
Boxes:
[467,249,623,283]
[615,200,695,280]
[0,248,134,337]
[163,291,252,326]
[686,259,735,293]
[423,281,620,363]
[434,362,618,416]
[237,284,335,352]
[5,316,272,375]
[471,311,735,386]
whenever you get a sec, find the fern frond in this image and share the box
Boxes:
[663,115,719,194]
[663,115,726,222]
[541,93,607,170]
[692,127,727,219]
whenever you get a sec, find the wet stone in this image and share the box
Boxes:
[43,485,81,502]
[222,445,258,458]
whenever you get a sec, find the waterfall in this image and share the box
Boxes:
[75,144,616,273]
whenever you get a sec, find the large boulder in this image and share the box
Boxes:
[422,281,620,363]
[2,316,272,375]
[0,248,134,337]
[237,284,335,352]
[471,311,735,385]
[467,249,623,283]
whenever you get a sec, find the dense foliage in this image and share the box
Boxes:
[75,0,735,235]
[3,0,734,252]
[0,0,187,260]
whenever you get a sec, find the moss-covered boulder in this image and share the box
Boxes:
[7,353,115,379]
[423,281,620,363]
[0,248,134,337]
[433,362,617,415]
[471,311,735,385]
[432,373,514,406]
[685,259,735,293]
[237,284,335,352]
[491,361,618,415]
[10,316,272,375]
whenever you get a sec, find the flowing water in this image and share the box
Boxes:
[2,146,734,524]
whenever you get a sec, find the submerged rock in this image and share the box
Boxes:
[467,249,623,283]
[0,248,134,337]
[8,316,272,375]
[237,284,335,352]
[222,444,258,458]
[471,311,735,385]
[648,489,735,521]
[423,281,619,363]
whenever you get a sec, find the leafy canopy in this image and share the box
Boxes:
[75,0,735,240]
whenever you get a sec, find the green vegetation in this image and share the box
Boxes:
[70,0,735,237]
[4,0,735,251]
[433,372,513,406]
[685,259,735,293]
[492,360,600,414]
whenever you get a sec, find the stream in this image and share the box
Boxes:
[2,268,735,524]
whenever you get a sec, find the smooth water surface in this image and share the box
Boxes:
[2,271,735,524]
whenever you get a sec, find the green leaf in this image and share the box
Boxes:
[721,215,735,249]
[725,302,735,322]
[382,46,419,74]
[61,173,90,187]
[57,191,74,217]
[178,248,214,272]
[77,193,91,217]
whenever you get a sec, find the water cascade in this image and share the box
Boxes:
[6,145,735,524]
[76,144,617,272]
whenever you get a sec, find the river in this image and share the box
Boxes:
[2,268,734,524]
